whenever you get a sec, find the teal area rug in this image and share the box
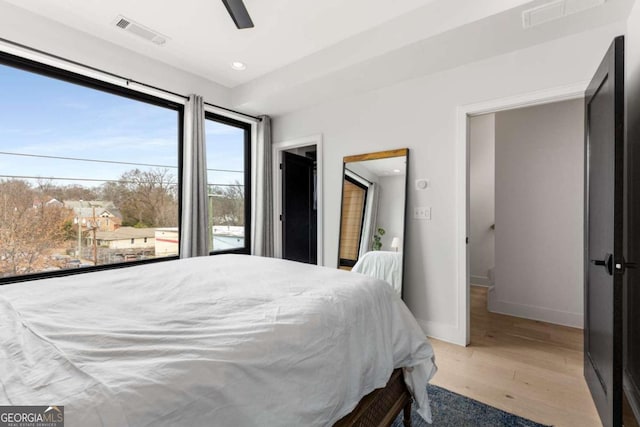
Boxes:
[392,384,551,427]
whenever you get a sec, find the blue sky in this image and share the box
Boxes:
[0,63,245,191]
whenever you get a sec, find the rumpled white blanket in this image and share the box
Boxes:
[0,255,436,426]
[352,251,403,295]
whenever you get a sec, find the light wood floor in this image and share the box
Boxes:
[429,285,601,427]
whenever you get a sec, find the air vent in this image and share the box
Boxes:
[116,17,130,29]
[522,0,607,29]
[113,15,168,46]
[522,1,564,28]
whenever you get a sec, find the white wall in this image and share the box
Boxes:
[491,99,584,328]
[0,2,230,106]
[272,23,624,344]
[469,114,495,286]
[376,175,406,251]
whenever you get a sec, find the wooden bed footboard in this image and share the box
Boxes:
[333,369,412,427]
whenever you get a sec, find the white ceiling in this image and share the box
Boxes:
[234,0,633,114]
[1,0,440,87]
[0,0,635,114]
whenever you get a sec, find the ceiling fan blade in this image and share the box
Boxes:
[221,0,254,29]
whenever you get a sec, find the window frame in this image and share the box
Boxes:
[0,50,184,285]
[204,112,252,256]
[338,175,368,268]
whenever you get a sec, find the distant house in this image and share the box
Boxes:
[46,198,64,207]
[64,200,122,232]
[155,228,179,257]
[32,198,64,209]
[90,227,155,250]
[153,227,244,255]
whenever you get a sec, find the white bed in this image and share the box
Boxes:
[352,251,403,295]
[0,255,436,426]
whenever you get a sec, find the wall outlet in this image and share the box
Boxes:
[414,207,431,220]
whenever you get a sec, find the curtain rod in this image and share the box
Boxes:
[0,36,262,122]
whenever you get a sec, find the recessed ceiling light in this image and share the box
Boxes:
[393,169,401,173]
[231,61,247,71]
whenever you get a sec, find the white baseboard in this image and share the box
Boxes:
[416,318,466,346]
[470,275,492,287]
[487,296,583,329]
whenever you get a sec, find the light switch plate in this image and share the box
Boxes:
[414,207,431,220]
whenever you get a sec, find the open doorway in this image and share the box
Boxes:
[453,99,599,424]
[281,148,317,264]
[272,135,324,265]
[469,99,584,331]
[448,39,640,426]
[468,99,585,336]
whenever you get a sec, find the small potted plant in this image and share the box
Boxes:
[372,227,386,251]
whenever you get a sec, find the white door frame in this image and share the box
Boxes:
[272,134,324,266]
[455,82,587,346]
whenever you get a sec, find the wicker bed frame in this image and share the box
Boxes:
[334,369,412,427]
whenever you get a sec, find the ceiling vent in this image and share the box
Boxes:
[113,16,168,46]
[522,0,606,29]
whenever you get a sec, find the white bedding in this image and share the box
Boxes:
[0,255,436,427]
[352,251,403,295]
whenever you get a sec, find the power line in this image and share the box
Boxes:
[0,151,244,174]
[0,174,244,187]
[1,174,128,184]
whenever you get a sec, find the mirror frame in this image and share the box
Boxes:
[337,148,409,299]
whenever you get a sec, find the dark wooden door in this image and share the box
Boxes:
[584,36,625,427]
[624,20,640,426]
[282,152,317,264]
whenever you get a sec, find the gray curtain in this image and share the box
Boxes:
[251,115,274,257]
[180,94,209,258]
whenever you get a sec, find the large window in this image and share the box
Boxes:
[205,113,251,254]
[0,53,182,281]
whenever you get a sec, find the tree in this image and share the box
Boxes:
[41,181,100,202]
[209,181,245,226]
[107,168,178,227]
[99,181,125,210]
[53,184,100,202]
[0,179,71,276]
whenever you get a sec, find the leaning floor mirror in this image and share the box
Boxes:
[337,148,409,298]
